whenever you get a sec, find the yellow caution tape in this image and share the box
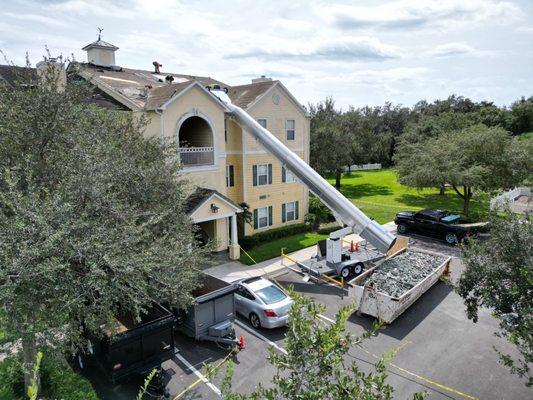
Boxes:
[357,346,478,400]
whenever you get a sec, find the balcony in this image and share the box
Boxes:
[179,146,215,167]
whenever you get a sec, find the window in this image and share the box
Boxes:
[253,163,272,186]
[254,206,272,229]
[236,285,255,300]
[282,201,299,223]
[282,166,297,183]
[257,118,267,129]
[226,165,234,187]
[286,119,295,140]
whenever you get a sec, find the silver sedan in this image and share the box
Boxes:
[234,277,293,329]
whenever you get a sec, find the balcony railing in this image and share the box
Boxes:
[179,146,215,167]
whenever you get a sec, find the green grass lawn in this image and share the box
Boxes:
[240,168,489,265]
[240,231,329,265]
[327,169,489,224]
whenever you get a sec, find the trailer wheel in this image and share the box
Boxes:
[340,266,351,279]
[352,263,364,276]
[249,313,261,329]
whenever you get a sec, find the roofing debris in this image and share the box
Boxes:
[70,62,279,111]
[363,252,447,298]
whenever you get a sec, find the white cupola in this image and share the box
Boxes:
[82,30,119,67]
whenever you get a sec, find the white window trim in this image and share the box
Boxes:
[284,201,297,222]
[256,163,269,186]
[257,206,270,229]
[226,165,234,187]
[286,119,295,141]
[283,166,297,183]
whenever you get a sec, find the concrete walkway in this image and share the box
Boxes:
[204,221,397,282]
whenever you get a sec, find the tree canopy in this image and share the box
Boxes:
[457,216,533,386]
[394,123,532,214]
[0,61,207,388]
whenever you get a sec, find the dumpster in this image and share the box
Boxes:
[349,247,451,323]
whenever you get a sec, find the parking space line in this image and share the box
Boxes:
[318,313,335,324]
[234,320,288,355]
[174,349,221,397]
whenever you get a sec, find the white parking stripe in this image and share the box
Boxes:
[174,349,221,397]
[318,314,335,324]
[235,320,288,355]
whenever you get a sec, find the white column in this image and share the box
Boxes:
[231,214,238,245]
[228,214,240,260]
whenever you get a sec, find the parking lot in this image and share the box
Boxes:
[92,234,530,400]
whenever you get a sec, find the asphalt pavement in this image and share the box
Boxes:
[90,233,531,400]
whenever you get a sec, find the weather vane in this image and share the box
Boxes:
[97,27,104,40]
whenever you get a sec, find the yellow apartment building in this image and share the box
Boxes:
[67,37,310,260]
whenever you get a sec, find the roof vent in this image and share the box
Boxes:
[252,75,272,83]
[165,75,174,84]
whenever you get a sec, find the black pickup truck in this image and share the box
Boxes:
[77,303,176,383]
[395,209,478,244]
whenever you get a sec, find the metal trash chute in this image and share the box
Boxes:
[208,86,396,256]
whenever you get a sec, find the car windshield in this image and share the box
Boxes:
[255,285,286,305]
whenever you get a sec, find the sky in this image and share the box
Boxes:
[1,0,532,109]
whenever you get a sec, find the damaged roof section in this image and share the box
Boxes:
[70,63,284,112]
[71,62,228,110]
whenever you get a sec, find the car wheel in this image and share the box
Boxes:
[445,233,458,244]
[340,266,351,279]
[397,223,408,234]
[249,313,261,329]
[352,263,364,276]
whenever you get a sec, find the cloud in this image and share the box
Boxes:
[428,42,491,57]
[320,0,522,31]
[2,12,68,28]
[225,37,401,62]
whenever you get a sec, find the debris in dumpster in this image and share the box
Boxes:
[363,252,447,298]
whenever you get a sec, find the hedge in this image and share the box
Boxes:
[240,222,342,250]
[0,353,98,400]
[240,223,312,249]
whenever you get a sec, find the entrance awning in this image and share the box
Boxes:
[185,187,242,223]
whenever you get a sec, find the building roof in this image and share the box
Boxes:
[0,64,36,86]
[71,62,228,110]
[227,80,278,109]
[82,38,119,51]
[185,187,242,215]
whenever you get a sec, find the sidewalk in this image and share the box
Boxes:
[204,221,397,282]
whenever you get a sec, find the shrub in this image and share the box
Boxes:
[0,353,98,400]
[240,223,312,249]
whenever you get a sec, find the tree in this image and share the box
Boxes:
[305,195,334,231]
[309,98,350,189]
[456,216,532,386]
[395,123,532,215]
[342,108,392,169]
[221,291,423,399]
[507,96,533,135]
[0,60,207,390]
